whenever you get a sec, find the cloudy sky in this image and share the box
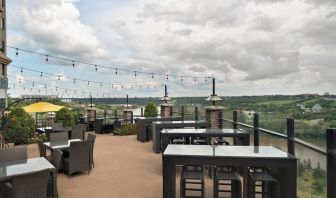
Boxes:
[6,0,336,98]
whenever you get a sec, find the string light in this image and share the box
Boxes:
[40,72,43,78]
[88,81,90,86]
[32,82,35,86]
[20,68,23,73]
[115,68,118,75]
[95,65,98,71]
[74,78,76,83]
[8,46,213,81]
[152,73,154,78]
[166,75,169,80]
[58,76,60,80]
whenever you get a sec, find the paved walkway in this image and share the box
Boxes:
[27,134,214,198]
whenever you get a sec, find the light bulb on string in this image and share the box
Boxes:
[100,82,103,88]
[95,65,98,71]
[112,84,114,88]
[20,68,23,73]
[74,78,76,83]
[166,75,169,80]
[72,60,75,67]
[13,84,15,88]
[32,82,35,87]
[45,84,47,89]
[15,48,19,56]
[88,81,90,86]
[134,71,137,77]
[46,55,49,62]
[115,68,118,75]
[58,76,60,80]
[152,73,154,79]
[40,72,43,78]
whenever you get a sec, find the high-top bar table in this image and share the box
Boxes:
[44,139,82,150]
[161,128,250,152]
[152,120,208,153]
[136,116,182,142]
[0,157,58,198]
[162,145,297,198]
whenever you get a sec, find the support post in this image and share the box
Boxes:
[195,106,198,121]
[253,113,259,147]
[114,110,117,121]
[233,110,238,129]
[327,128,336,198]
[287,118,295,155]
[104,109,107,123]
[181,106,185,121]
[141,107,144,117]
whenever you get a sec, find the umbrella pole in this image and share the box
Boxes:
[35,113,38,129]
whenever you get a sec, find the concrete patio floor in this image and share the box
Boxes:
[27,134,216,198]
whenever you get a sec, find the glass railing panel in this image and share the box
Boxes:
[259,114,287,134]
[295,120,327,150]
[295,143,327,198]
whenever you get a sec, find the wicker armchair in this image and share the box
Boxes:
[50,132,69,142]
[8,169,50,198]
[71,125,85,140]
[51,122,63,130]
[62,140,91,176]
[47,149,63,198]
[0,146,27,163]
[86,133,96,168]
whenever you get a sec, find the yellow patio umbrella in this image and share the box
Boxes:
[23,102,64,113]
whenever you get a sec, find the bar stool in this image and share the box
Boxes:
[192,137,207,145]
[214,167,242,198]
[180,165,205,198]
[171,137,186,144]
[247,168,280,198]
[215,138,230,146]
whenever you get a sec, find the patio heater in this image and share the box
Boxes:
[86,95,96,130]
[123,94,133,124]
[160,85,173,117]
[205,78,223,129]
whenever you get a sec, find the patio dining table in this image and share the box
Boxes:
[162,145,297,198]
[161,128,250,152]
[0,157,58,198]
[44,139,82,150]
[152,120,208,153]
[136,116,182,142]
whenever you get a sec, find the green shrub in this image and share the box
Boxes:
[3,108,36,144]
[114,124,137,136]
[55,108,75,127]
[144,102,158,117]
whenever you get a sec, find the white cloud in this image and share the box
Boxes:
[6,0,336,96]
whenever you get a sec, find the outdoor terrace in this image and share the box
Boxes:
[25,133,219,198]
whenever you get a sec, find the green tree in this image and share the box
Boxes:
[144,102,158,117]
[55,108,75,127]
[3,108,36,144]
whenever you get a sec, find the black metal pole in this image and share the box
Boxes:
[181,106,185,121]
[141,107,143,117]
[90,95,93,108]
[104,109,107,123]
[212,78,215,106]
[165,85,167,97]
[126,95,129,108]
[287,118,295,155]
[327,128,336,198]
[233,110,238,129]
[253,113,259,147]
[195,106,198,121]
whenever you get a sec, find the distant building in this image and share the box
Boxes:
[296,104,305,110]
[312,104,322,113]
[0,0,12,110]
[61,98,72,103]
[324,92,330,96]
